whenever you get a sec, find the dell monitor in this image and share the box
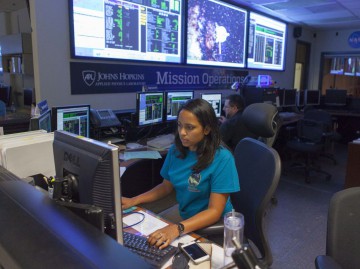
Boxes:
[165,91,194,121]
[282,89,297,107]
[29,109,52,132]
[325,89,347,106]
[305,90,321,106]
[51,104,91,137]
[200,93,222,117]
[136,91,164,126]
[53,130,123,243]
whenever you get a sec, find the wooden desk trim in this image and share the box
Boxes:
[344,142,360,188]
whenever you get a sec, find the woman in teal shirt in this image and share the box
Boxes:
[122,98,239,249]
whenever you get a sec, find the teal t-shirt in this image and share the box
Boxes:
[160,145,240,220]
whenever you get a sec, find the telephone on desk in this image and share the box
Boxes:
[90,109,124,143]
[90,109,121,128]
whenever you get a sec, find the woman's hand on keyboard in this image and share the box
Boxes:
[121,196,137,210]
[147,224,178,249]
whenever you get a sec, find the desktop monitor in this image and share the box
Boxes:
[282,89,297,107]
[200,93,222,117]
[23,88,35,106]
[262,88,278,106]
[0,86,11,106]
[136,91,164,126]
[51,104,91,137]
[165,91,194,121]
[29,109,52,132]
[325,89,347,106]
[305,90,321,106]
[53,130,123,243]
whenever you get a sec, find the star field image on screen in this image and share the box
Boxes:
[70,0,183,63]
[187,0,247,68]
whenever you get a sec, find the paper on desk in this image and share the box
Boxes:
[123,210,168,235]
[123,150,162,161]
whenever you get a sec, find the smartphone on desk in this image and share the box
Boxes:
[180,241,210,264]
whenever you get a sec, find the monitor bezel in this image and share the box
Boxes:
[136,91,165,127]
[200,92,222,117]
[186,0,248,69]
[51,104,91,137]
[324,89,347,106]
[68,0,185,65]
[305,90,321,106]
[282,89,297,107]
[165,90,194,121]
[30,109,52,132]
[53,130,123,244]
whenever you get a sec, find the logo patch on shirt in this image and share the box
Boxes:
[188,173,201,192]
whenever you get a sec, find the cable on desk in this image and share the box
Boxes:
[123,211,146,228]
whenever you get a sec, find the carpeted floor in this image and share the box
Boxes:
[266,142,347,269]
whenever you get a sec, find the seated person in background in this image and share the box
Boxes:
[219,94,257,151]
[122,99,240,249]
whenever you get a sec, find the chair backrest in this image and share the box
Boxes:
[297,118,326,144]
[231,137,281,267]
[326,187,360,269]
[0,100,6,117]
[242,103,280,147]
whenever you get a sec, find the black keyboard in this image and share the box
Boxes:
[123,232,177,268]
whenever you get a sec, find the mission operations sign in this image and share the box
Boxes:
[70,62,248,94]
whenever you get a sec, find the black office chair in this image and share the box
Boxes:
[242,102,280,147]
[315,187,360,269]
[197,137,281,268]
[286,112,333,183]
[303,109,338,165]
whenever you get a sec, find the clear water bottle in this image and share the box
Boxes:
[224,211,244,265]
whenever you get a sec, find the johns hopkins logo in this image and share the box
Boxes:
[82,70,96,86]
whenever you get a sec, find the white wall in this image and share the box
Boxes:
[311,28,360,89]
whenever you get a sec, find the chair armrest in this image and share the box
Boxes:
[195,221,224,236]
[315,255,343,269]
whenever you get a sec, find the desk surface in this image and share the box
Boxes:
[124,206,225,269]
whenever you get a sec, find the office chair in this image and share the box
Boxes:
[0,100,6,117]
[197,137,281,268]
[303,109,338,165]
[315,187,360,269]
[242,102,280,147]
[286,113,332,183]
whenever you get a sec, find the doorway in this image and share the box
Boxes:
[294,41,311,91]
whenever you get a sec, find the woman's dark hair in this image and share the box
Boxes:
[174,98,221,173]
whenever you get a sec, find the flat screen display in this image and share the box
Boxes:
[356,57,360,77]
[325,89,347,106]
[51,105,91,137]
[282,89,297,107]
[305,90,320,106]
[247,12,287,71]
[136,91,164,126]
[69,0,183,64]
[330,57,344,75]
[186,0,247,68]
[165,91,193,121]
[344,56,356,76]
[200,93,222,117]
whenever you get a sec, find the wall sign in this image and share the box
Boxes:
[348,31,360,48]
[70,62,248,94]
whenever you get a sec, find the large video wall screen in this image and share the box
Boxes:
[247,11,287,71]
[69,0,183,64]
[186,0,247,68]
